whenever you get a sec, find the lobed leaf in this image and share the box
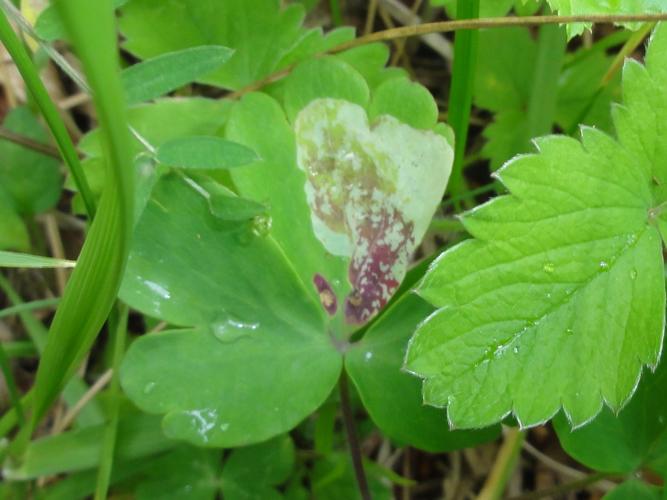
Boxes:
[405,23,667,430]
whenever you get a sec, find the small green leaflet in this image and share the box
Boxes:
[156,136,259,170]
[405,23,667,430]
[295,98,453,324]
[121,46,234,105]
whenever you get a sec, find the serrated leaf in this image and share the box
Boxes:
[539,0,667,37]
[346,292,500,452]
[156,136,259,170]
[121,46,234,105]
[405,24,667,430]
[0,250,75,268]
[119,173,341,447]
[295,98,453,324]
[554,355,667,474]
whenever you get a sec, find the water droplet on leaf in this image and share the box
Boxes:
[630,269,638,280]
[143,381,156,394]
[599,260,609,271]
[543,262,555,273]
[252,214,272,237]
[211,312,259,343]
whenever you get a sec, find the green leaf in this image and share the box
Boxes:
[119,173,341,447]
[311,453,392,500]
[3,414,172,479]
[295,98,453,324]
[0,251,75,268]
[122,46,234,105]
[554,356,667,474]
[0,106,62,214]
[226,92,349,311]
[369,76,439,130]
[119,0,335,90]
[283,57,370,122]
[346,292,500,452]
[33,0,128,42]
[136,446,222,500]
[538,0,667,37]
[405,24,667,430]
[194,175,267,221]
[221,434,294,499]
[603,480,662,500]
[156,136,259,170]
[0,195,29,251]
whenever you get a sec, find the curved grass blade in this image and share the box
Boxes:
[29,0,134,432]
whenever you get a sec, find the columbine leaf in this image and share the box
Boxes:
[405,24,667,430]
[156,136,259,170]
[121,45,234,105]
[295,98,453,324]
[119,173,341,447]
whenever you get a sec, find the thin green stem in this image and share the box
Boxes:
[0,9,96,218]
[478,428,525,499]
[0,342,24,425]
[339,371,372,500]
[329,0,343,26]
[0,297,61,320]
[94,304,128,500]
[228,12,667,100]
[0,127,62,158]
[445,0,479,201]
[2,341,38,358]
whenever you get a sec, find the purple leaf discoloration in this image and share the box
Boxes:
[313,273,338,316]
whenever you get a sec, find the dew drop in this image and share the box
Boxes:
[565,328,574,336]
[252,214,272,237]
[599,260,609,271]
[513,346,519,355]
[143,381,156,394]
[626,233,637,245]
[659,415,665,425]
[543,262,555,273]
[630,269,638,280]
[219,422,230,432]
[211,312,259,344]
[546,292,552,299]
[364,351,373,362]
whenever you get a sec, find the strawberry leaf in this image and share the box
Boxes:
[405,23,667,430]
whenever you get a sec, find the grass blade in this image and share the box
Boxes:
[0,251,75,268]
[28,0,134,433]
[446,0,480,200]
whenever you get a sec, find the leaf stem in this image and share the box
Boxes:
[477,427,525,499]
[228,13,667,100]
[0,8,96,218]
[0,127,62,158]
[339,371,372,500]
